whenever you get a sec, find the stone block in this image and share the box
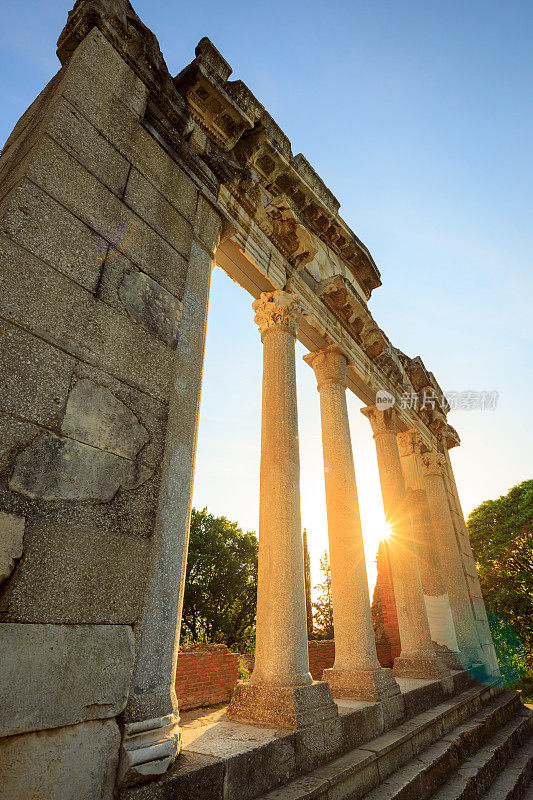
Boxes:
[324,750,380,800]
[124,167,196,254]
[194,194,223,254]
[0,168,106,293]
[1,133,190,291]
[0,234,174,400]
[223,735,297,800]
[227,681,338,730]
[360,725,416,781]
[1,71,62,161]
[0,718,120,800]
[62,28,149,117]
[61,379,150,459]
[0,413,40,478]
[338,701,384,751]
[71,361,168,468]
[0,623,134,736]
[60,76,199,225]
[0,512,24,584]
[118,269,182,348]
[10,432,152,501]
[119,751,224,800]
[47,98,131,196]
[0,522,150,624]
[98,250,187,325]
[293,715,344,774]
[0,320,76,427]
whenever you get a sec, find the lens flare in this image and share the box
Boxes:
[381,521,394,541]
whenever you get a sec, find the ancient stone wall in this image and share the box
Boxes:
[0,24,222,798]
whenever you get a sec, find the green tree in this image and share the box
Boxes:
[312,551,334,639]
[467,479,533,685]
[180,508,258,652]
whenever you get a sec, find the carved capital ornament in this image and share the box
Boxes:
[252,290,301,338]
[360,404,397,435]
[421,450,447,476]
[397,429,422,458]
[303,345,347,390]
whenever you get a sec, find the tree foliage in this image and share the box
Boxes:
[180,508,258,652]
[312,550,334,639]
[467,479,533,680]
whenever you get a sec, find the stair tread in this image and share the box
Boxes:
[430,710,533,800]
[257,685,514,800]
[360,692,524,800]
[480,733,533,799]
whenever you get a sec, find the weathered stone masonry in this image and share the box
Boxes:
[0,1,501,798]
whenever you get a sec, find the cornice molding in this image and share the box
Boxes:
[56,0,456,447]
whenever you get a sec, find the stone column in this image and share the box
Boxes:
[440,447,500,675]
[421,450,484,669]
[304,347,403,716]
[118,203,223,786]
[361,405,450,682]
[397,431,459,661]
[227,291,338,729]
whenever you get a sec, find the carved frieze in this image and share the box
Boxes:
[56,1,452,448]
[174,39,262,150]
[316,274,367,333]
[259,197,318,268]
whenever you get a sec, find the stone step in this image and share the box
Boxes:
[356,690,526,800]
[480,732,533,800]
[430,708,533,800]
[256,686,517,800]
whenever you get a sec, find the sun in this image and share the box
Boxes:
[381,521,394,541]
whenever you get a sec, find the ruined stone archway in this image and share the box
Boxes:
[0,2,502,797]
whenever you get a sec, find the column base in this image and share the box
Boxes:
[227,681,338,730]
[433,642,463,670]
[323,665,405,726]
[453,647,488,676]
[117,713,182,787]
[393,653,451,683]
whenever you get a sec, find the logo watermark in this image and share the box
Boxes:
[375,390,499,412]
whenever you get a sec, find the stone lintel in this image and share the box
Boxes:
[227,681,338,730]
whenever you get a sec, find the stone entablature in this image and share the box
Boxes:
[55,0,450,447]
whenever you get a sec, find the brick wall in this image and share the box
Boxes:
[175,644,240,711]
[308,640,335,679]
[175,629,401,711]
[372,540,401,667]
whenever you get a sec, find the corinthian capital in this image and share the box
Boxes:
[303,345,347,389]
[252,290,301,338]
[360,404,397,435]
[397,429,422,458]
[421,450,447,476]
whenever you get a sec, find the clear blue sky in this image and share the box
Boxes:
[1,0,531,588]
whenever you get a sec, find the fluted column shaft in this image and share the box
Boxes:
[305,348,402,711]
[361,405,449,680]
[421,450,484,667]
